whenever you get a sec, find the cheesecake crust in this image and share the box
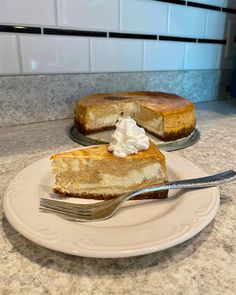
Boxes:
[144,124,196,141]
[74,119,115,135]
[53,187,168,200]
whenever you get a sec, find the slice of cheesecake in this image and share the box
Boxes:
[51,142,168,200]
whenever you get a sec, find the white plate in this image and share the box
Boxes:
[3,151,220,258]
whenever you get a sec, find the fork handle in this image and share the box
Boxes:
[124,170,236,201]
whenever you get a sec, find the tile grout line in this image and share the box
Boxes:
[142,41,145,71]
[15,35,23,74]
[167,4,171,35]
[183,43,187,70]
[54,0,59,27]
[216,44,222,69]
[119,0,123,32]
[89,38,93,72]
[157,0,233,12]
[224,20,230,59]
[204,11,209,39]
[0,24,227,45]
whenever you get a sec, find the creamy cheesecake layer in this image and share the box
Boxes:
[79,101,139,131]
[86,104,124,130]
[53,162,165,195]
[135,103,164,136]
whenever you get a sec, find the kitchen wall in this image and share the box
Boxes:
[0,0,236,126]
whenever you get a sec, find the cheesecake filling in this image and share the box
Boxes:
[88,113,121,129]
[86,103,124,129]
[54,163,164,195]
[137,117,164,136]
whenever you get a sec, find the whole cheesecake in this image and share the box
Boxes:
[51,142,168,200]
[74,91,196,141]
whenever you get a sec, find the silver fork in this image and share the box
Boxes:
[40,170,236,222]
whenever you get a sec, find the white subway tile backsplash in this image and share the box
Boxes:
[0,0,56,26]
[185,43,219,69]
[122,0,168,34]
[189,0,225,7]
[169,5,207,37]
[20,35,89,74]
[206,11,227,39]
[0,0,232,75]
[58,0,119,30]
[91,38,143,72]
[144,41,185,71]
[0,34,20,74]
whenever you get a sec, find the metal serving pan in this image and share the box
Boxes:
[68,124,200,152]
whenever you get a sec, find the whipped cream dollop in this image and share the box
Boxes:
[108,117,150,158]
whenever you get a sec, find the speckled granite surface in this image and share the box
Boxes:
[0,70,231,127]
[0,99,236,294]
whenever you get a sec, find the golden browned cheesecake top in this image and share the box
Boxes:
[76,91,194,113]
[51,141,164,161]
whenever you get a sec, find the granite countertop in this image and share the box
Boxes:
[0,99,236,295]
